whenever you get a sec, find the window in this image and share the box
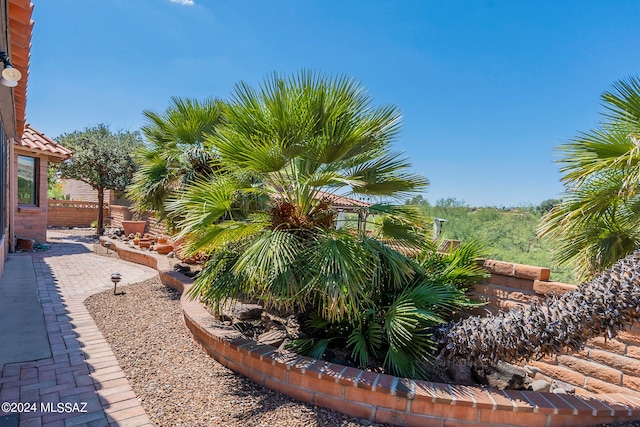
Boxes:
[17,155,38,205]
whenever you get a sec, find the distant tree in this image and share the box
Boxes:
[535,198,561,214]
[435,197,467,208]
[406,194,428,205]
[55,124,143,235]
[47,165,65,200]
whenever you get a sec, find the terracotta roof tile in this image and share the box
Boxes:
[272,190,372,208]
[315,190,373,208]
[15,123,72,159]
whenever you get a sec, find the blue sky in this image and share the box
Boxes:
[26,0,640,207]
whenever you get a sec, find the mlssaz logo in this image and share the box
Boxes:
[40,402,88,413]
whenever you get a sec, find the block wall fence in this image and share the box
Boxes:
[100,237,640,427]
[47,200,109,228]
[46,203,166,236]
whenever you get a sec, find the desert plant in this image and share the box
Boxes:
[288,240,487,379]
[55,124,142,235]
[171,71,482,378]
[175,70,428,315]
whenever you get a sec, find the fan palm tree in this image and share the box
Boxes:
[539,76,640,281]
[127,96,225,225]
[170,70,484,378]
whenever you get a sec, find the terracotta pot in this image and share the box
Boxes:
[139,239,151,249]
[181,255,198,264]
[156,243,173,255]
[121,220,147,236]
[17,238,34,251]
[158,237,168,244]
[133,237,140,245]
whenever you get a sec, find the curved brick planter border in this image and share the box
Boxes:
[100,237,640,426]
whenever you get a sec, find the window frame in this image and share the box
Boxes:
[17,154,39,206]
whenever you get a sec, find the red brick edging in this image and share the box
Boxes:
[100,237,640,427]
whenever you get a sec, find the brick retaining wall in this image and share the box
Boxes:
[101,237,640,426]
[474,261,640,397]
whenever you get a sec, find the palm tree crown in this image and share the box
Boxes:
[172,70,429,317]
[539,76,640,281]
[163,71,484,379]
[127,96,225,222]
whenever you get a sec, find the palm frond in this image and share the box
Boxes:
[300,230,373,322]
[417,239,488,290]
[233,230,303,305]
[347,321,383,368]
[382,291,435,378]
[186,248,247,309]
[602,75,640,124]
[285,338,333,360]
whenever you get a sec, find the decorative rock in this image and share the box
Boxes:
[220,302,264,321]
[472,361,528,390]
[529,379,551,392]
[231,321,264,339]
[232,303,264,321]
[157,244,173,255]
[524,365,543,377]
[551,379,575,394]
[450,363,475,385]
[285,316,303,339]
[173,263,191,273]
[257,328,288,347]
[167,251,175,258]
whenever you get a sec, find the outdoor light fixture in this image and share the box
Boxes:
[111,272,122,295]
[104,241,112,254]
[0,51,21,87]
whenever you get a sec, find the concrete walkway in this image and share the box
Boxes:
[0,256,50,365]
[0,232,157,427]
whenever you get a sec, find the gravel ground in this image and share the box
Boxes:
[85,277,386,427]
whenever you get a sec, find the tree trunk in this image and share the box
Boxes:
[436,249,640,368]
[97,187,104,235]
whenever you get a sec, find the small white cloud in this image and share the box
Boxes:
[170,0,194,5]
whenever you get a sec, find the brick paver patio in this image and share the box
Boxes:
[0,233,157,427]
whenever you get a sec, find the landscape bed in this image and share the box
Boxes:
[100,236,640,427]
